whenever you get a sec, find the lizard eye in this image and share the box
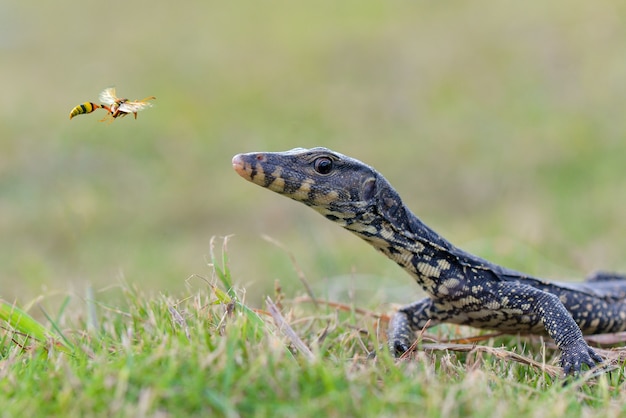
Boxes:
[313,157,333,175]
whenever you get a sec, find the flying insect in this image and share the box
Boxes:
[69,87,156,122]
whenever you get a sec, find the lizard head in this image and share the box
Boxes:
[232,147,408,231]
[232,147,378,205]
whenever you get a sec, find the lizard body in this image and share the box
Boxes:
[232,147,626,374]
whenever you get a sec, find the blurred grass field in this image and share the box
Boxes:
[1,1,625,311]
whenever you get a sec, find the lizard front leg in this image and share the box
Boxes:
[496,282,603,374]
[388,297,447,355]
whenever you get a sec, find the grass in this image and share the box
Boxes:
[2,238,626,417]
[2,1,626,416]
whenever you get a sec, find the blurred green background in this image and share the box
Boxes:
[1,1,625,307]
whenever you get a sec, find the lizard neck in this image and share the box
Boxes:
[315,179,485,296]
[350,208,467,295]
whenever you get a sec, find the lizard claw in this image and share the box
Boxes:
[560,340,603,375]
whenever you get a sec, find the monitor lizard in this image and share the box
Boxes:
[232,147,626,375]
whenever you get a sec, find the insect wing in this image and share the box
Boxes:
[99,87,119,106]
[118,100,153,114]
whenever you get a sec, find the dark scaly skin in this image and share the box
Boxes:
[232,147,626,375]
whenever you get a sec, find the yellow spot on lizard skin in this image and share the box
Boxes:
[293,178,314,201]
[437,259,451,270]
[443,278,460,291]
[413,242,426,253]
[269,176,285,192]
[485,300,501,310]
[417,262,440,278]
[451,296,480,308]
[253,163,266,184]
[380,227,396,241]
[393,249,415,270]
[271,167,283,179]
[319,190,339,205]
[471,285,483,293]
[358,225,378,235]
[468,310,495,319]
[267,167,285,192]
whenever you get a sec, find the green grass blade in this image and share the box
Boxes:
[209,236,235,297]
[0,299,74,354]
[0,300,49,342]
